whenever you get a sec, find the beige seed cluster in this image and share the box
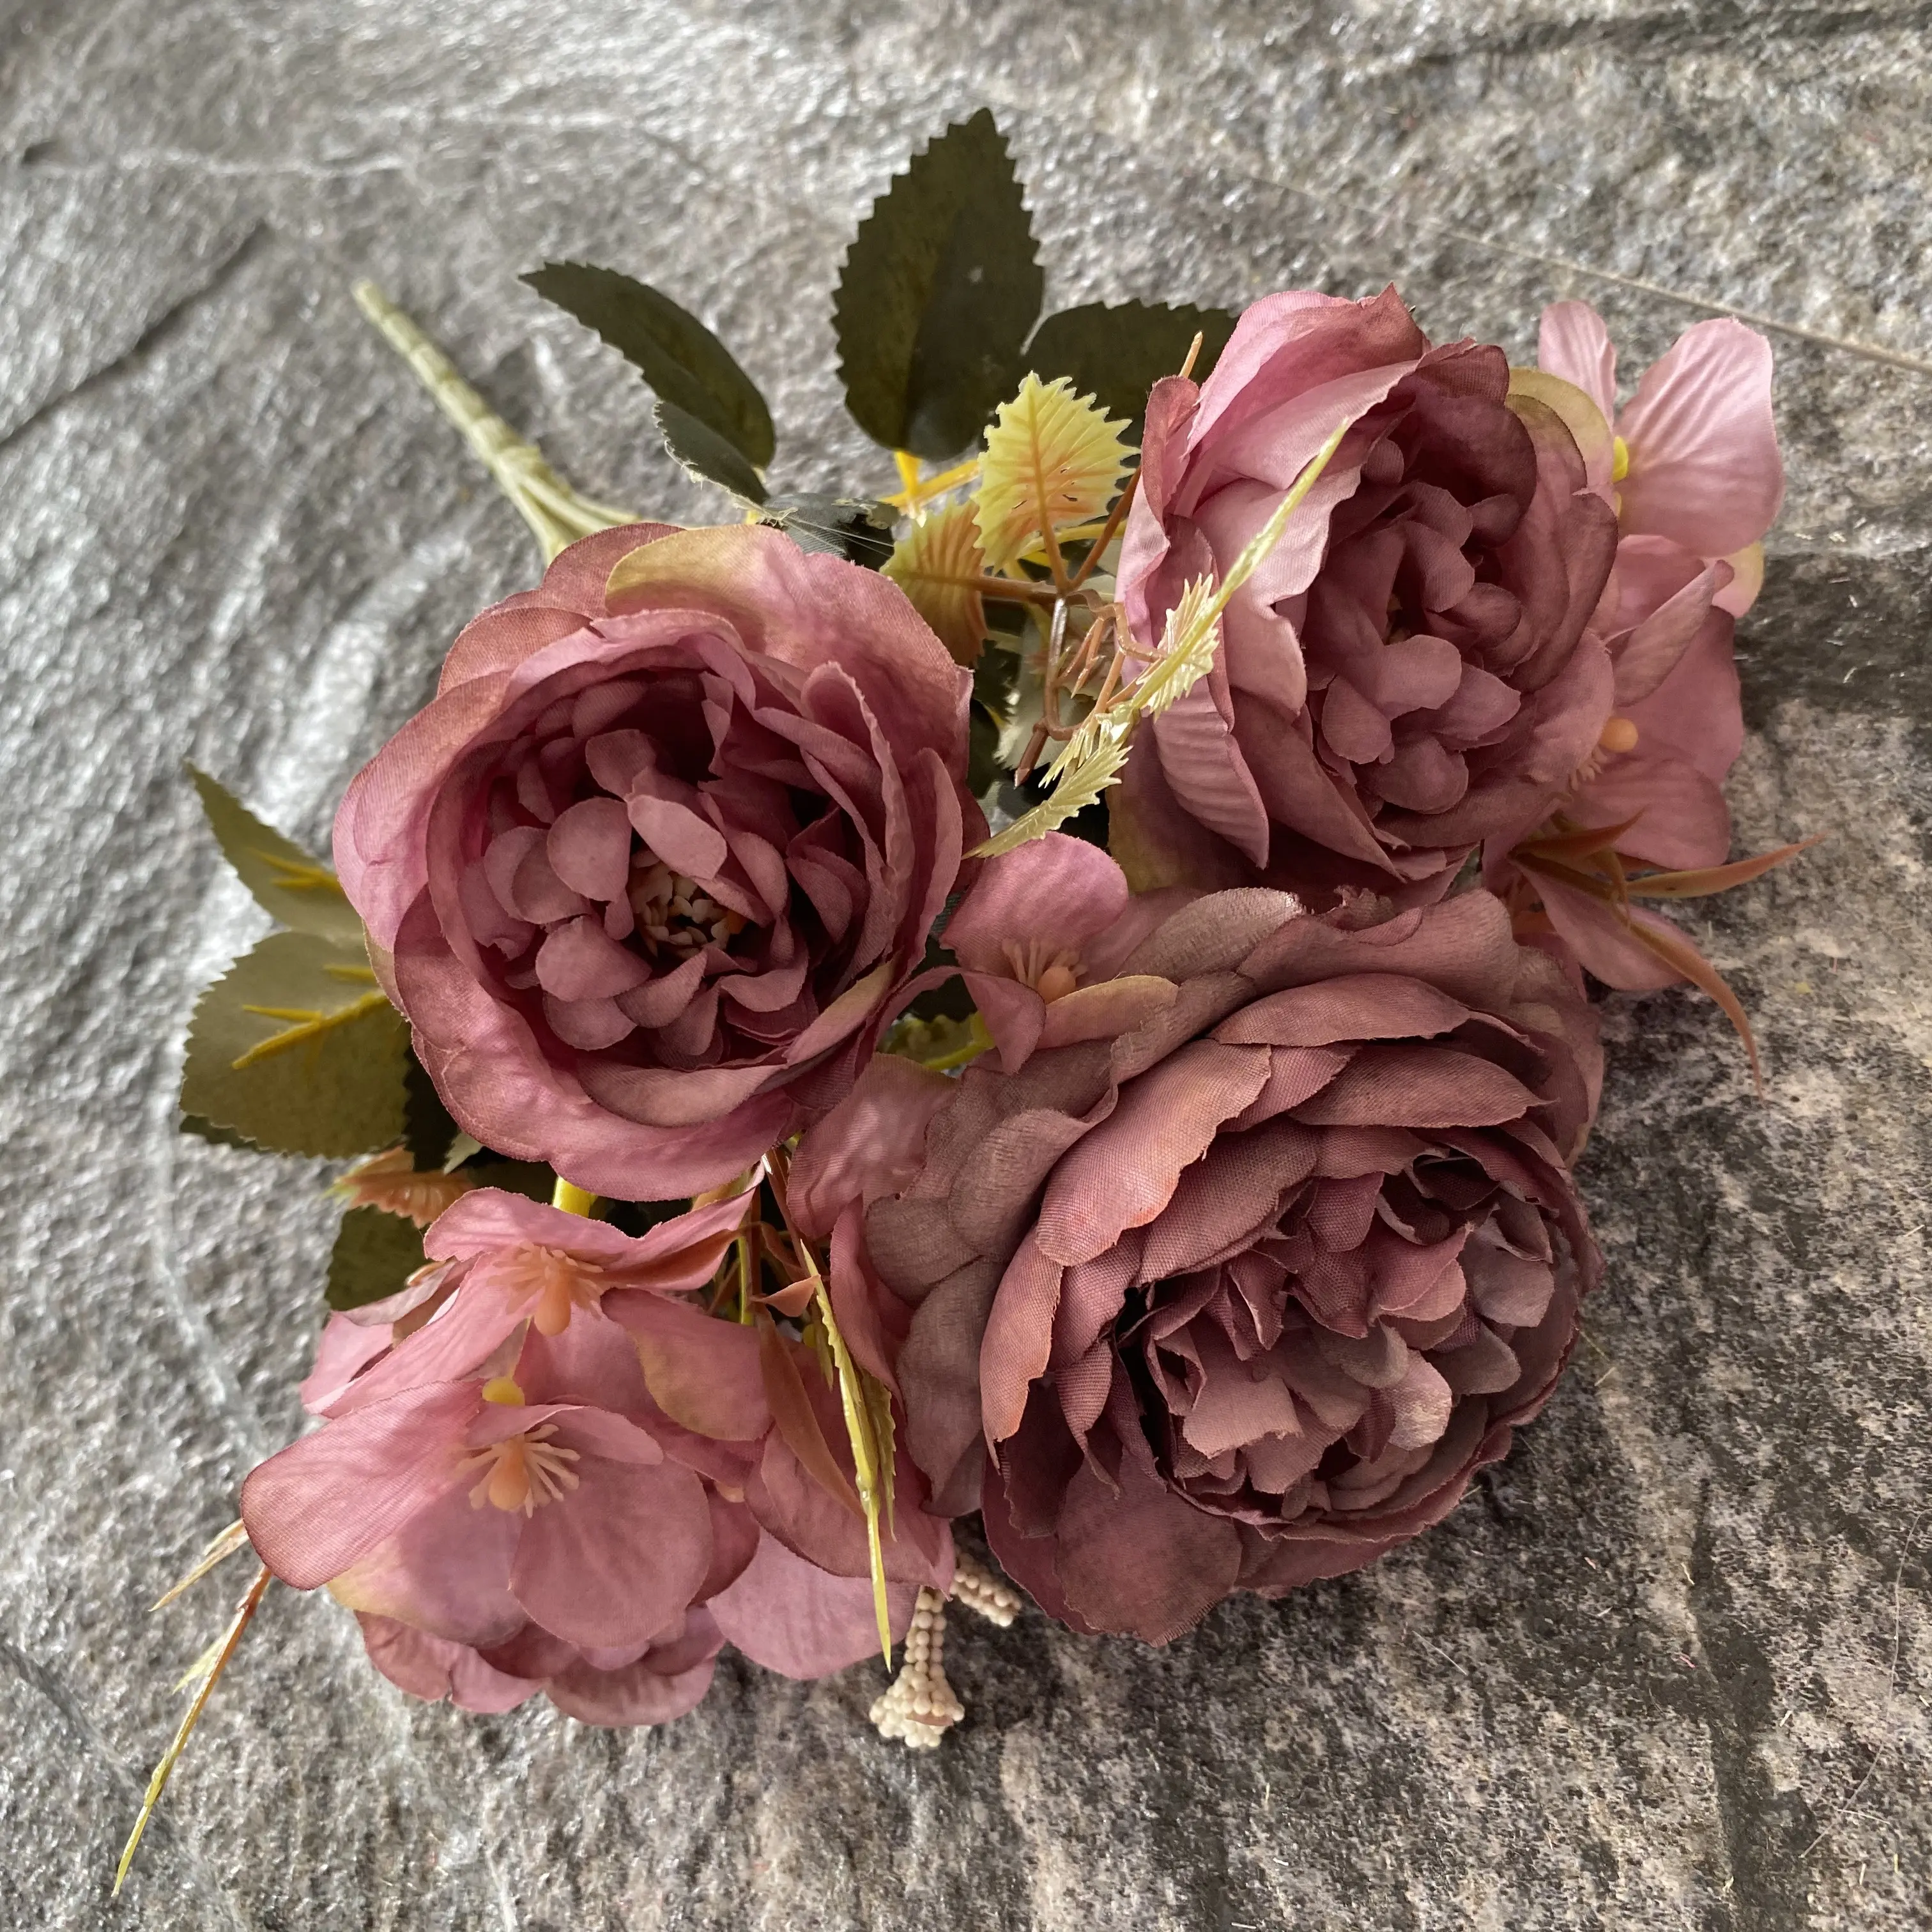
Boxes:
[948,1551,1022,1627]
[869,1588,964,1749]
[868,1555,1026,1750]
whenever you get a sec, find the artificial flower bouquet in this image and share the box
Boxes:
[120,109,1808,1883]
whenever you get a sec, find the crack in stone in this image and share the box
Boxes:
[0,1629,256,1928]
[0,220,270,455]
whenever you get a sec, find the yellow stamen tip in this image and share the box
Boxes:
[481,1376,525,1406]
[1598,715,1640,755]
[1611,434,1630,484]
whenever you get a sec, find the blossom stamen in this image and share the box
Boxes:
[493,1243,609,1337]
[999,938,1081,1002]
[457,1425,581,1515]
[629,852,748,955]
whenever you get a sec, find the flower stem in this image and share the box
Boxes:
[551,1179,597,1217]
[353,280,640,564]
[115,1563,273,1896]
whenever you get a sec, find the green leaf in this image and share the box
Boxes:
[1025,300,1238,431]
[524,261,775,470]
[834,108,1043,460]
[180,930,410,1158]
[178,1112,258,1153]
[759,493,897,567]
[968,702,1002,799]
[402,1054,461,1171]
[326,1206,426,1312]
[463,1157,558,1202]
[187,767,365,949]
[655,399,769,505]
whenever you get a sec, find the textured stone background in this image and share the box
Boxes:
[1,3,1927,1928]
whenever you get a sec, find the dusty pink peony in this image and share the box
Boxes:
[793,845,1601,1643]
[1113,286,1617,908]
[334,521,980,1200]
[1481,304,1786,993]
[244,1190,951,1724]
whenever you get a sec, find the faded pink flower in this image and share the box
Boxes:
[244,1190,951,1724]
[1113,287,1616,908]
[335,521,979,1201]
[793,847,1602,1643]
[1481,305,1792,1009]
[1537,300,1781,618]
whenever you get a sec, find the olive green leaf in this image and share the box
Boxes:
[325,1205,425,1312]
[181,930,410,1157]
[178,1112,257,1152]
[524,261,775,470]
[187,767,365,949]
[759,493,898,567]
[834,108,1044,459]
[654,399,769,505]
[402,1054,462,1171]
[466,1157,557,1203]
[1025,300,1238,431]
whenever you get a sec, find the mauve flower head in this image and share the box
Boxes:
[335,521,979,1200]
[1113,286,1618,909]
[243,1190,951,1724]
[793,843,1601,1643]
[1480,304,1784,992]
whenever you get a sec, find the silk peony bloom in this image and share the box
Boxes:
[244,1190,951,1725]
[1112,287,1617,908]
[335,521,980,1200]
[1480,305,1790,1000]
[796,852,1601,1643]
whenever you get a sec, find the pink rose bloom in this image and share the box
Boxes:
[1483,304,1786,995]
[1114,287,1617,908]
[335,521,979,1200]
[793,845,1601,1643]
[243,1190,951,1725]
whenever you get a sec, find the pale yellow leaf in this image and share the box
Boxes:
[976,417,1352,862]
[882,500,988,666]
[975,738,1128,857]
[975,374,1131,572]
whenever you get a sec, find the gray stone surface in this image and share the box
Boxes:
[1,2,1927,1926]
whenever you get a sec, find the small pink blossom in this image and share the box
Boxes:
[1481,305,1798,1024]
[243,1190,952,1724]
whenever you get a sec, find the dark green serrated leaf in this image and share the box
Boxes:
[402,1054,461,1171]
[181,930,410,1158]
[187,766,365,948]
[326,1206,426,1312]
[601,1197,693,1238]
[655,399,769,505]
[525,261,775,470]
[759,493,897,567]
[178,1111,260,1153]
[967,702,1003,801]
[834,108,1043,460]
[466,1158,556,1202]
[1025,301,1238,431]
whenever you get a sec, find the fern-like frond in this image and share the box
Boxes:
[975,374,1131,572]
[974,416,1351,861]
[976,739,1129,857]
